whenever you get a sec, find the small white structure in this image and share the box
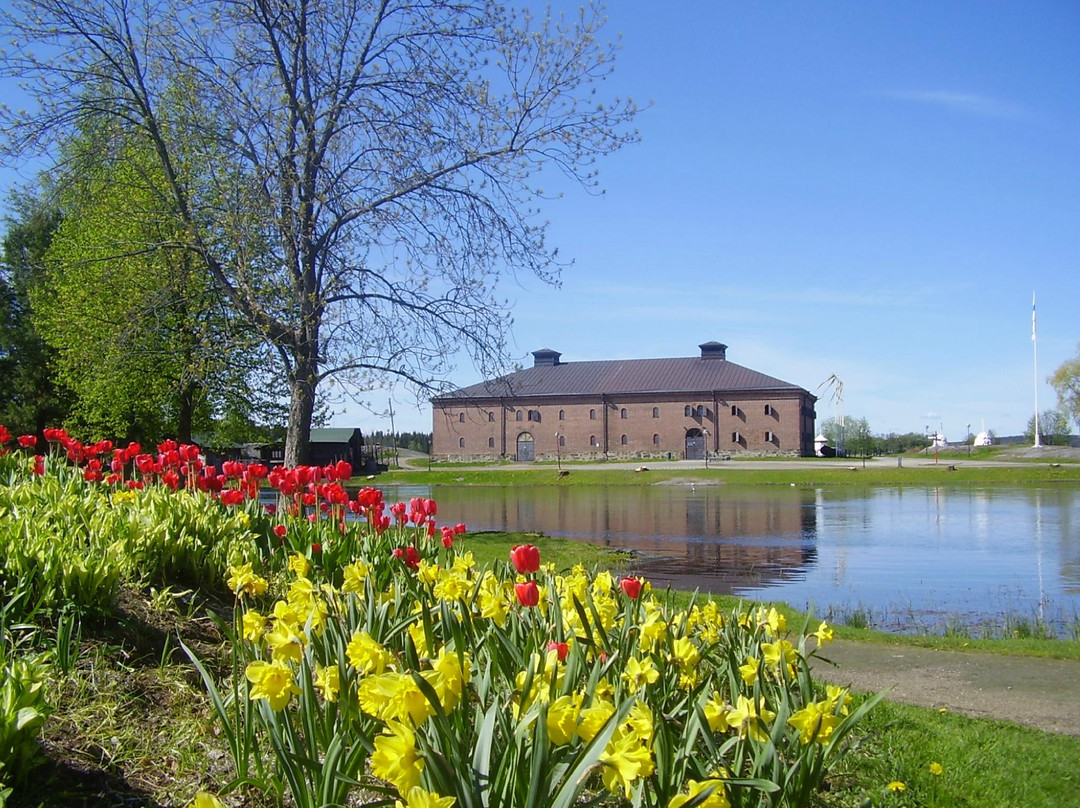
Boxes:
[974,431,993,447]
[814,434,829,456]
[929,431,947,448]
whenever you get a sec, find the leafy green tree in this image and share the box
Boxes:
[0,196,69,435]
[1,0,638,465]
[1050,346,1080,433]
[1025,409,1072,446]
[35,126,281,444]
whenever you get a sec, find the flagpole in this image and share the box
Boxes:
[1032,292,1041,448]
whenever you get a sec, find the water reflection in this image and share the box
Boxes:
[380,484,820,593]
[374,483,1080,632]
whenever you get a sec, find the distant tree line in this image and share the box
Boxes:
[366,430,432,455]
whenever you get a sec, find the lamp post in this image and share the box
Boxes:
[555,432,562,471]
[967,423,971,455]
[703,428,709,469]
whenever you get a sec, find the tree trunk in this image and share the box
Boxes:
[177,382,195,444]
[284,351,318,466]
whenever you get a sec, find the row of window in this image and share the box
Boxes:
[457,404,780,423]
[456,431,781,449]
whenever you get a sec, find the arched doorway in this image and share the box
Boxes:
[685,428,704,460]
[516,432,535,462]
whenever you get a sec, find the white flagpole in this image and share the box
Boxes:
[1032,292,1041,448]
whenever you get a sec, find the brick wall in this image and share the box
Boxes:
[432,392,814,461]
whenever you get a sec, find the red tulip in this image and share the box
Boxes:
[510,544,541,574]
[619,576,643,599]
[547,641,569,661]
[515,580,540,607]
[393,546,421,570]
[17,434,37,449]
[441,526,455,548]
[220,489,246,506]
[33,455,45,476]
[273,524,288,538]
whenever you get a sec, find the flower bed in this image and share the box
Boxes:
[0,428,882,807]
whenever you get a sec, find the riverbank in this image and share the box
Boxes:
[387,449,1080,487]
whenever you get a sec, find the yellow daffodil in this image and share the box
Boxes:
[670,636,700,671]
[347,630,392,675]
[739,656,759,686]
[727,695,776,743]
[395,786,457,808]
[788,699,840,745]
[704,691,730,732]
[314,664,340,702]
[620,655,659,694]
[342,559,370,595]
[288,552,310,578]
[762,606,786,636]
[241,609,268,642]
[246,659,300,710]
[813,620,834,645]
[625,701,654,747]
[547,693,584,746]
[599,725,655,799]
[371,721,424,795]
[264,619,305,664]
[188,792,226,808]
[421,647,471,711]
[358,672,433,725]
[451,551,475,572]
[577,699,615,743]
[227,563,268,598]
[667,778,730,808]
[825,685,851,715]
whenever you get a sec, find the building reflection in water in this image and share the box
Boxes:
[385,485,820,596]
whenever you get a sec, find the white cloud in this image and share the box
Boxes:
[888,90,1028,119]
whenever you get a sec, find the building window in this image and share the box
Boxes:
[590,435,598,447]
[765,431,774,443]
[684,405,692,417]
[696,405,706,417]
[558,409,565,420]
[652,407,660,418]
[528,409,540,422]
[731,405,738,416]
[620,408,628,419]
[488,437,495,448]
[589,409,596,420]
[765,404,773,416]
[516,410,523,421]
[488,412,495,422]
[653,433,660,445]
[621,434,628,446]
[459,437,466,448]
[458,412,465,423]
[558,435,566,447]
[732,431,740,443]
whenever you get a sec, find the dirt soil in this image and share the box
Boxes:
[809,640,1080,736]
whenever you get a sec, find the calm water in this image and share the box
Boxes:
[376,484,1080,634]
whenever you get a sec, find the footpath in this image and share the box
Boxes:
[809,641,1080,737]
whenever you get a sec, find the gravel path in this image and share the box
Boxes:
[809,641,1080,736]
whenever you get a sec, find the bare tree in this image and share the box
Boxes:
[1,0,638,464]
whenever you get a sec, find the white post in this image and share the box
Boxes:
[1032,293,1041,448]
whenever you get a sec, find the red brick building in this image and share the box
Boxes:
[431,342,817,461]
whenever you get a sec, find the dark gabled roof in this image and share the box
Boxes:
[436,352,810,402]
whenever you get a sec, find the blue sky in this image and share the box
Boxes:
[363,0,1078,440]
[4,1,1077,441]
